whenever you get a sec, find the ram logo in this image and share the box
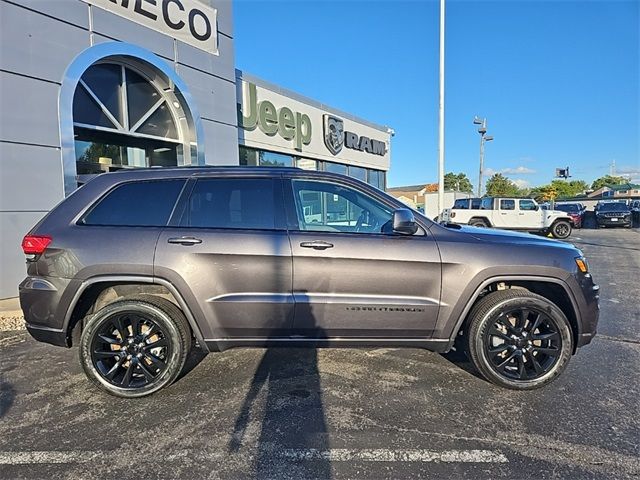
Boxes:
[323,115,344,155]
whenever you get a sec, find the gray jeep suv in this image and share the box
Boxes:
[19,167,600,397]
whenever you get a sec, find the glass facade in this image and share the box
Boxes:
[239,146,386,190]
[72,62,194,184]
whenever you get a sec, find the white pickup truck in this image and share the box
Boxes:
[441,197,574,239]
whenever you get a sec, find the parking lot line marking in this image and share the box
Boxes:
[280,449,508,463]
[0,449,508,465]
[0,451,100,464]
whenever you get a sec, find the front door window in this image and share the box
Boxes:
[291,179,393,234]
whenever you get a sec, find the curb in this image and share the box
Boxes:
[0,311,25,332]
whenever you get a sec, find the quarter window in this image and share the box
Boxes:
[291,180,392,234]
[82,180,185,226]
[184,178,276,230]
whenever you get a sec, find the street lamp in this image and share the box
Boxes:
[473,116,494,196]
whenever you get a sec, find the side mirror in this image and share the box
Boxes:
[393,208,418,235]
[534,205,539,211]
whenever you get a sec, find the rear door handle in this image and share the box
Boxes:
[300,240,334,250]
[168,236,202,246]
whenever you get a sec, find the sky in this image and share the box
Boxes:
[233,0,640,189]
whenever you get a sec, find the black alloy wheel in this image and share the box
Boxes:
[483,307,561,381]
[90,312,170,388]
[466,289,572,390]
[79,295,191,398]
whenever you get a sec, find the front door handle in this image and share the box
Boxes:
[300,240,334,250]
[168,236,202,246]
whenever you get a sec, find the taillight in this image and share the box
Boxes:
[21,235,52,255]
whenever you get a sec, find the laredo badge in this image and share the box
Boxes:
[323,115,344,155]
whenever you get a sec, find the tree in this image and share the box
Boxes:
[530,185,558,202]
[485,173,521,197]
[444,172,474,193]
[591,175,626,190]
[529,179,589,201]
[550,179,588,198]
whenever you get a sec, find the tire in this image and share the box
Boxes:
[79,294,192,398]
[466,289,573,390]
[551,220,571,239]
[469,218,489,228]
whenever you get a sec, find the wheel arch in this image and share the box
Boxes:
[447,276,581,354]
[64,275,208,351]
[469,216,492,227]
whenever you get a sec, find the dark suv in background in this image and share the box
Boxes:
[20,168,599,397]
[595,202,632,228]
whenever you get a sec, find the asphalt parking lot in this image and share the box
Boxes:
[1,219,639,479]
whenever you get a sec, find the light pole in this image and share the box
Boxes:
[473,116,493,196]
[437,0,446,217]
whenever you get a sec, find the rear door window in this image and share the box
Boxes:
[500,199,515,210]
[82,179,185,226]
[183,178,278,230]
[519,199,537,211]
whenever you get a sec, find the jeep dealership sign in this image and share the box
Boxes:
[82,0,218,54]
[238,78,390,169]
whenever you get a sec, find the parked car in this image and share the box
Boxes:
[441,197,573,239]
[630,200,640,213]
[554,203,585,229]
[595,201,632,228]
[20,167,599,397]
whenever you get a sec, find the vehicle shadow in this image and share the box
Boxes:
[175,344,208,382]
[440,347,485,382]
[0,373,16,419]
[228,298,331,479]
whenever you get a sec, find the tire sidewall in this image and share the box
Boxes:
[79,301,185,398]
[470,219,488,228]
[472,296,572,390]
[552,220,571,239]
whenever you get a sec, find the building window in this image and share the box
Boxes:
[348,165,367,182]
[73,62,195,184]
[239,146,259,166]
[325,162,347,175]
[296,158,318,170]
[259,150,293,167]
[366,169,385,190]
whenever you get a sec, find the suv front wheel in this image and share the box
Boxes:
[550,220,572,239]
[466,289,573,390]
[79,295,192,398]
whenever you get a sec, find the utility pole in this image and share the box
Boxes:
[437,0,445,218]
[473,116,493,196]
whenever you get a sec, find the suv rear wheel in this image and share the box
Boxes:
[466,289,572,390]
[469,218,489,228]
[79,295,192,398]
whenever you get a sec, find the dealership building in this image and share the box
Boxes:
[0,0,393,298]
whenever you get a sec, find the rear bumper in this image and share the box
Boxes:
[25,324,68,347]
[19,276,73,347]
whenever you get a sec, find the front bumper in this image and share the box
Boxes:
[571,272,600,349]
[596,216,631,226]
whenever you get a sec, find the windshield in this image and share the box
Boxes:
[600,203,629,212]
[556,204,579,213]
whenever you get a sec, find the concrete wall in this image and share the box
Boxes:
[0,0,237,298]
